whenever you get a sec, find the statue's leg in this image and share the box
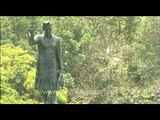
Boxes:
[42,89,48,104]
[50,90,57,104]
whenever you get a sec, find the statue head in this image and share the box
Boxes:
[42,21,52,38]
[42,21,52,32]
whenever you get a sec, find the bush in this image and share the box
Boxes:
[1,44,39,104]
[57,87,68,104]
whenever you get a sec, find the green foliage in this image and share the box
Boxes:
[63,73,75,88]
[70,82,158,104]
[57,87,68,104]
[23,68,42,101]
[56,72,75,104]
[95,83,158,104]
[1,44,39,104]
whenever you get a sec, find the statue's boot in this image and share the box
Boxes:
[50,90,57,104]
[42,90,48,104]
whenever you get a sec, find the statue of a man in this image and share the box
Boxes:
[28,21,63,104]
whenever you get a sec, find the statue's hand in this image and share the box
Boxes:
[28,22,36,34]
[59,73,64,88]
[28,27,35,35]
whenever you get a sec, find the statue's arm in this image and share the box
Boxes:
[56,38,63,72]
[56,38,64,87]
[28,33,41,46]
[28,22,40,46]
[28,32,36,46]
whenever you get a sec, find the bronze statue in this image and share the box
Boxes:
[28,21,63,104]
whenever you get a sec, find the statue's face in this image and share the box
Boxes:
[43,25,51,33]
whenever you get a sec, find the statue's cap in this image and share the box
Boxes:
[43,21,51,27]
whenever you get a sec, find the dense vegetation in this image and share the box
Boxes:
[1,16,159,104]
